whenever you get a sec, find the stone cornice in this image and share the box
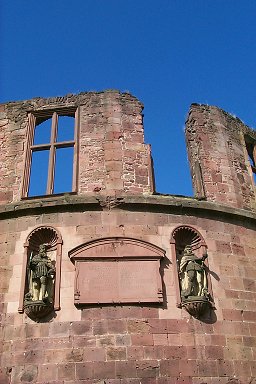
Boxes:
[0,193,256,225]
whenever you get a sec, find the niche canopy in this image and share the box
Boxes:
[69,237,165,305]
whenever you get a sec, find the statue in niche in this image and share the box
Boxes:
[26,244,55,303]
[179,245,208,300]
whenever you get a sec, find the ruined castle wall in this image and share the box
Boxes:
[0,103,26,204]
[78,91,153,195]
[0,91,153,205]
[186,104,256,211]
[0,93,256,383]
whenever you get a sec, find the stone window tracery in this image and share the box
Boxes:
[22,108,79,197]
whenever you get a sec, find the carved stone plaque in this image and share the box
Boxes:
[75,259,162,304]
[69,237,165,305]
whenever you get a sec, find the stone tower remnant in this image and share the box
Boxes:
[0,91,255,383]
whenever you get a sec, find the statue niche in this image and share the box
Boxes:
[19,226,62,321]
[171,226,213,318]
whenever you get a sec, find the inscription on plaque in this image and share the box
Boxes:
[76,260,161,304]
[69,237,165,305]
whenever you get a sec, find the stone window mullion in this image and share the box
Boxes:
[46,112,58,194]
[22,107,78,198]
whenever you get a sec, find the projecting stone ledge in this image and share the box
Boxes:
[1,193,256,223]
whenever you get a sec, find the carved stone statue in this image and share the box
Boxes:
[28,244,55,303]
[179,245,208,299]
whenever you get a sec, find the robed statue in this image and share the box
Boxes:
[179,245,208,299]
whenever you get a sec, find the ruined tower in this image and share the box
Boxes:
[0,91,255,383]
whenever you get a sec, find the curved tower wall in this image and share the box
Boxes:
[0,92,255,383]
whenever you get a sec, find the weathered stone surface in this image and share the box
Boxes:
[186,104,256,211]
[0,91,153,206]
[0,92,255,383]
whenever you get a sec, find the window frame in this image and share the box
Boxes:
[245,135,256,181]
[22,107,79,198]
[247,143,256,173]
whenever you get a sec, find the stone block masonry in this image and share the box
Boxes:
[186,103,256,210]
[0,91,255,383]
[0,90,154,205]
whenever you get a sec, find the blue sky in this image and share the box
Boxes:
[1,1,256,196]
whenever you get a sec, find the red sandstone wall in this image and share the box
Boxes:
[78,91,153,195]
[1,206,256,383]
[0,93,256,383]
[0,91,153,205]
[0,103,26,204]
[186,104,256,210]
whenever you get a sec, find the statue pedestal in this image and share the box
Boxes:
[181,296,210,318]
[24,300,53,321]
